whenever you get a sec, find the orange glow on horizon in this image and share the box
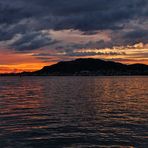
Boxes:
[0,42,148,73]
[1,58,148,74]
[0,63,55,73]
[0,49,56,73]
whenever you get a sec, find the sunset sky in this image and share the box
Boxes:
[0,0,148,73]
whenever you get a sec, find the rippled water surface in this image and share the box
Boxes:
[0,76,148,148]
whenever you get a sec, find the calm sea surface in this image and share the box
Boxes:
[0,76,148,148]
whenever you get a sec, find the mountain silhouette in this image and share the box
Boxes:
[20,58,148,76]
[1,58,148,76]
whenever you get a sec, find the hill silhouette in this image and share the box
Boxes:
[20,58,148,76]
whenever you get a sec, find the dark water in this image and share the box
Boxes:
[0,76,148,148]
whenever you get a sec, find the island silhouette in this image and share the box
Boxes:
[1,58,148,76]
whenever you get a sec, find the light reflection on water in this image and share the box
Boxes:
[0,76,148,148]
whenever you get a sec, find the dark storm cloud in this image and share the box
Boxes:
[55,40,114,52]
[122,29,148,44]
[0,3,31,25]
[11,31,57,51]
[0,0,148,51]
[110,29,148,46]
[1,0,147,29]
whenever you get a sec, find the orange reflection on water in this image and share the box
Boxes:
[0,76,148,147]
